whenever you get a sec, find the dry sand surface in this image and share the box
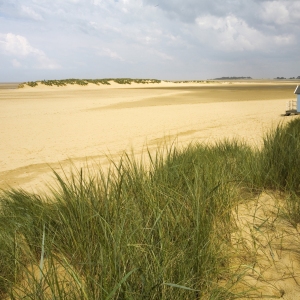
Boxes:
[232,192,300,299]
[0,80,298,191]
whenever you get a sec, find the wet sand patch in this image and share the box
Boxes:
[97,84,295,110]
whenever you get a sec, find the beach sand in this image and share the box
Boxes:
[0,80,297,191]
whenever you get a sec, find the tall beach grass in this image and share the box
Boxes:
[0,118,300,299]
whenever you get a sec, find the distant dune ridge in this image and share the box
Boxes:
[18,78,162,88]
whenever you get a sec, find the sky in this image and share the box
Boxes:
[0,0,300,82]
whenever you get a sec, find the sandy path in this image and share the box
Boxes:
[0,82,297,191]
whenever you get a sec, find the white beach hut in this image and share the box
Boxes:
[295,85,300,112]
[285,85,300,115]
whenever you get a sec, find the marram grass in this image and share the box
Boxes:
[0,118,300,299]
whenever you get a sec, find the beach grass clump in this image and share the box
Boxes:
[106,78,161,84]
[260,118,300,192]
[26,81,38,87]
[0,144,244,299]
[85,79,111,85]
[111,78,133,84]
[41,80,67,87]
[130,79,161,84]
[1,119,300,299]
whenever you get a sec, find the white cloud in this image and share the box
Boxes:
[21,5,43,21]
[98,48,124,61]
[259,1,300,26]
[2,33,43,56]
[0,33,60,69]
[274,34,295,46]
[36,54,61,69]
[150,49,173,60]
[259,0,300,26]
[196,14,295,51]
[196,15,263,51]
[89,21,98,30]
[260,1,290,25]
[12,59,21,67]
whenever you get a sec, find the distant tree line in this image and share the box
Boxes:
[275,76,300,80]
[212,76,252,80]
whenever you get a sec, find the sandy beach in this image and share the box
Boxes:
[0,80,298,191]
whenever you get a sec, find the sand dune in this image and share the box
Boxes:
[0,81,297,191]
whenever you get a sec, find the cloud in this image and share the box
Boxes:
[143,0,300,32]
[143,0,243,22]
[196,15,260,51]
[0,33,60,69]
[196,14,295,52]
[1,0,300,81]
[20,5,43,21]
[12,58,21,67]
[260,1,289,24]
[260,1,300,25]
[36,54,61,70]
[98,48,124,61]
[274,34,295,46]
[2,33,43,56]
[150,49,173,60]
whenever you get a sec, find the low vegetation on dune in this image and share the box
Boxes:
[0,119,300,299]
[212,77,252,80]
[19,78,162,88]
[167,80,207,83]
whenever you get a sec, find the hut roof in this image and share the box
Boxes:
[294,85,300,94]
